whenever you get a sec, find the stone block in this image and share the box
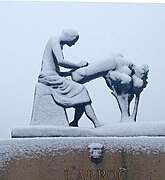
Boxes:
[1,137,165,180]
[30,83,69,126]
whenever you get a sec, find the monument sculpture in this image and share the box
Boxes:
[7,29,165,180]
[31,29,101,128]
[12,29,149,138]
[31,29,148,128]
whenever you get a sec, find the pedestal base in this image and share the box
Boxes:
[12,121,165,138]
[1,137,165,180]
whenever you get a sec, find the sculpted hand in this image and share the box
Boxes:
[78,61,89,68]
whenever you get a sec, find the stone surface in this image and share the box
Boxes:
[30,83,69,126]
[12,121,165,138]
[0,137,165,180]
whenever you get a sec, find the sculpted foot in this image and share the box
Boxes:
[69,121,78,127]
[94,121,104,128]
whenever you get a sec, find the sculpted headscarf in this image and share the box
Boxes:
[61,29,79,41]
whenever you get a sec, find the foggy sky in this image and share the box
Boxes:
[0,2,165,138]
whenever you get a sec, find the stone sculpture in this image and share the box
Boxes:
[11,30,151,139]
[72,53,149,122]
[31,29,101,128]
[31,29,148,128]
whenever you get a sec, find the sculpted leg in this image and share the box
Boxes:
[69,106,85,127]
[84,104,101,128]
[70,104,102,128]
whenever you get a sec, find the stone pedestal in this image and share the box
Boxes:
[31,83,69,126]
[12,121,165,138]
[1,137,165,180]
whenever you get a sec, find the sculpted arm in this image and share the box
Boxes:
[50,38,87,69]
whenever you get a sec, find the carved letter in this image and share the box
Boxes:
[87,169,95,180]
[98,169,107,180]
[118,169,127,180]
[79,170,86,180]
[108,170,117,180]
[64,169,69,180]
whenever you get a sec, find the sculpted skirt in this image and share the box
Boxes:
[38,75,91,108]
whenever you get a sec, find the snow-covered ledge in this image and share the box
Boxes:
[12,121,165,138]
[1,137,165,169]
[1,137,165,179]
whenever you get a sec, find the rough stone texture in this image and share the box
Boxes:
[1,137,165,180]
[2,151,163,180]
[30,83,69,126]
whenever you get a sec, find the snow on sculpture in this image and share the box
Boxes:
[105,63,149,122]
[12,30,150,138]
[31,29,101,128]
[72,53,126,84]
[72,53,149,122]
[31,29,148,129]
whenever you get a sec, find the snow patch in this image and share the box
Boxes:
[109,71,131,84]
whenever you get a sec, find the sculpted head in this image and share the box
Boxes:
[60,29,79,47]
